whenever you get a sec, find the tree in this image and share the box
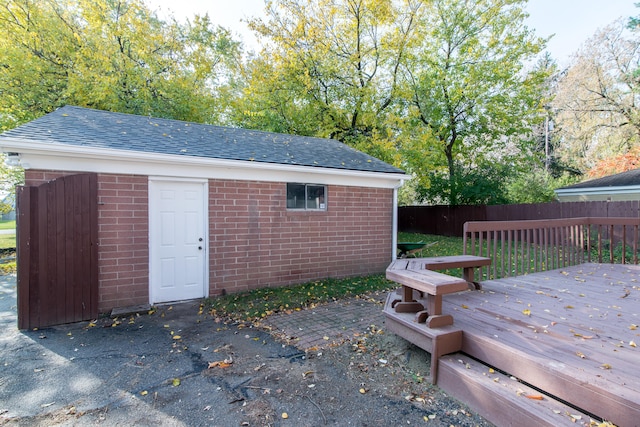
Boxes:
[586,147,640,178]
[552,18,640,172]
[235,0,422,165]
[399,0,548,205]
[504,168,578,204]
[0,154,24,214]
[0,0,240,130]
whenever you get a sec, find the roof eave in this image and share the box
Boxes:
[1,138,408,189]
[555,184,640,197]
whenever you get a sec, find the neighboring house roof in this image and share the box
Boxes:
[555,168,640,201]
[558,168,640,190]
[0,106,404,175]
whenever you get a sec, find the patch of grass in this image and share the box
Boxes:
[205,232,464,322]
[0,220,15,230]
[397,232,467,276]
[204,274,395,322]
[397,232,464,257]
[0,234,15,249]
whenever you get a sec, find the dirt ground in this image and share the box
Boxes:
[0,282,492,427]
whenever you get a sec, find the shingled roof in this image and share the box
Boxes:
[0,106,404,175]
[558,168,640,190]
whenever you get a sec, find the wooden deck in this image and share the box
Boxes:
[384,263,640,426]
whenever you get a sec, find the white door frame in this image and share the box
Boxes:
[148,176,209,304]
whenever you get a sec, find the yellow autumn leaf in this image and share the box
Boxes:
[630,341,637,348]
[172,335,181,340]
[281,412,289,419]
[172,378,180,387]
[522,309,531,316]
[140,390,148,396]
[630,324,638,330]
[601,364,612,370]
[461,304,469,309]
[359,388,367,394]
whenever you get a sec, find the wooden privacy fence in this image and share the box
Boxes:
[463,217,640,281]
[399,201,640,237]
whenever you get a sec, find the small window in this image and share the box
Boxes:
[287,183,327,210]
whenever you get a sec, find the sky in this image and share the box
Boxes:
[147,0,638,65]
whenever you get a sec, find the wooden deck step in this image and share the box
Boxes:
[438,354,596,427]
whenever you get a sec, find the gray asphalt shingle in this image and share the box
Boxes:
[0,106,404,175]
[559,168,640,189]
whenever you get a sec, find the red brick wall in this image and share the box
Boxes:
[24,170,149,312]
[96,174,148,311]
[23,171,394,310]
[208,180,393,295]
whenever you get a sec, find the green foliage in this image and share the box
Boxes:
[234,0,419,166]
[400,0,549,205]
[416,161,511,205]
[505,169,580,204]
[0,0,241,130]
[0,0,559,206]
[0,155,24,204]
[0,203,11,216]
[204,274,394,322]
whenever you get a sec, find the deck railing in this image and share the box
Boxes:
[463,217,640,280]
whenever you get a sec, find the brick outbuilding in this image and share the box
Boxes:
[0,106,406,320]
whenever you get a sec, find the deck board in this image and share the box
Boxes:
[441,263,640,426]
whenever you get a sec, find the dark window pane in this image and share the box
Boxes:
[287,183,306,209]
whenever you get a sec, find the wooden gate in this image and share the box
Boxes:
[17,173,98,329]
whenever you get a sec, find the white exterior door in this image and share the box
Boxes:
[149,178,208,304]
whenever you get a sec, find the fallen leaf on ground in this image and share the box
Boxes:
[208,359,233,369]
[525,394,544,400]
